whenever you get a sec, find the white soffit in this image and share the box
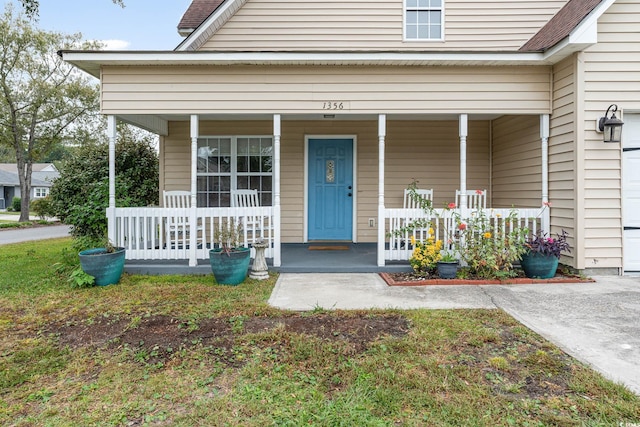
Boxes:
[61,51,550,78]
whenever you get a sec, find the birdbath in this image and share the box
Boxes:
[250,240,269,280]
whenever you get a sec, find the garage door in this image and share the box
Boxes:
[623,114,640,272]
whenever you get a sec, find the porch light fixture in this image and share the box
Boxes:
[598,104,624,143]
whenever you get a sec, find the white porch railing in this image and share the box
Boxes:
[111,207,275,261]
[381,207,548,263]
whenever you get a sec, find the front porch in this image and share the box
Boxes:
[112,205,548,273]
[124,243,412,275]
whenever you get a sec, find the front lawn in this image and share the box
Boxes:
[1,239,638,426]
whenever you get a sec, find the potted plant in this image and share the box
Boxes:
[520,230,570,279]
[78,239,126,286]
[209,218,251,285]
[436,250,459,279]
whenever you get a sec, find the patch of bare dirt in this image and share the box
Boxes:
[51,314,411,367]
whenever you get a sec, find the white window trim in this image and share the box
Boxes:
[196,135,274,207]
[403,0,445,42]
[34,187,49,198]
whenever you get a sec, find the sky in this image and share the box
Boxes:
[6,0,193,50]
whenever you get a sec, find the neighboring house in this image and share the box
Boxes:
[0,164,59,210]
[61,0,640,274]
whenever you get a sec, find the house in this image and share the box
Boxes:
[0,164,59,210]
[61,0,640,274]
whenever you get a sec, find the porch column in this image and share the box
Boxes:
[377,114,386,267]
[540,114,550,233]
[189,115,199,267]
[107,115,116,243]
[459,114,468,209]
[273,114,281,267]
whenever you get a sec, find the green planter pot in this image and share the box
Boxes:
[209,247,251,285]
[78,247,126,286]
[436,261,459,279]
[519,251,559,279]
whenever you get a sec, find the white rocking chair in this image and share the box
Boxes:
[455,189,487,209]
[163,190,201,248]
[231,189,270,243]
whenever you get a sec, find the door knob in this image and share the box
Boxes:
[348,193,352,197]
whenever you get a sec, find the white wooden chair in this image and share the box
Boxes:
[403,188,434,209]
[402,188,434,245]
[231,189,260,209]
[231,189,270,243]
[163,190,201,247]
[455,189,487,209]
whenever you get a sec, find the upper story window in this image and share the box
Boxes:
[404,0,443,41]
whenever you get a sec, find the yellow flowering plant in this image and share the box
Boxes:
[409,234,443,274]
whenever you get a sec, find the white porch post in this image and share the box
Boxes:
[273,114,281,267]
[189,115,199,267]
[459,114,468,209]
[540,114,550,233]
[377,114,386,267]
[107,115,117,243]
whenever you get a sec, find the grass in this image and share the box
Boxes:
[1,238,639,426]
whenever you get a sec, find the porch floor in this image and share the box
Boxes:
[124,243,413,275]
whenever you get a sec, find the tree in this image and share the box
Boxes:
[50,122,159,239]
[0,5,99,221]
[18,0,125,18]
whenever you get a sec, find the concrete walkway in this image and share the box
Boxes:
[0,224,71,245]
[269,274,640,395]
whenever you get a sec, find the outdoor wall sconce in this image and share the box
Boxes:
[598,104,624,143]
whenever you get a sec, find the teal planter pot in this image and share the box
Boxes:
[436,261,459,279]
[519,251,559,279]
[79,247,126,286]
[209,247,251,285]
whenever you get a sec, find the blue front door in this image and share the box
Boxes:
[308,138,353,241]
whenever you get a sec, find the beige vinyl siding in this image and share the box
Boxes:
[491,115,541,208]
[199,0,566,52]
[100,65,552,116]
[385,120,490,209]
[549,55,578,268]
[161,119,489,243]
[578,0,640,270]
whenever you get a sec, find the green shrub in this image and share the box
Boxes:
[31,197,55,220]
[49,137,158,239]
[11,196,21,211]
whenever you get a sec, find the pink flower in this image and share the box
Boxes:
[475,190,483,195]
[543,201,552,207]
[458,223,467,230]
[448,202,456,209]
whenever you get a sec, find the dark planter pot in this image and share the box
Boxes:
[519,251,559,279]
[209,247,251,286]
[79,247,126,286]
[436,261,459,279]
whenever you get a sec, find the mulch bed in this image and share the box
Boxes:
[380,271,595,286]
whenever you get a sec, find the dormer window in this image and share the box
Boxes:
[404,0,443,41]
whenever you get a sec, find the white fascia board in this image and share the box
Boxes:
[542,0,615,63]
[62,50,548,78]
[175,0,246,51]
[572,0,616,43]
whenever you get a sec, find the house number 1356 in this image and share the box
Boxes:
[322,102,344,110]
